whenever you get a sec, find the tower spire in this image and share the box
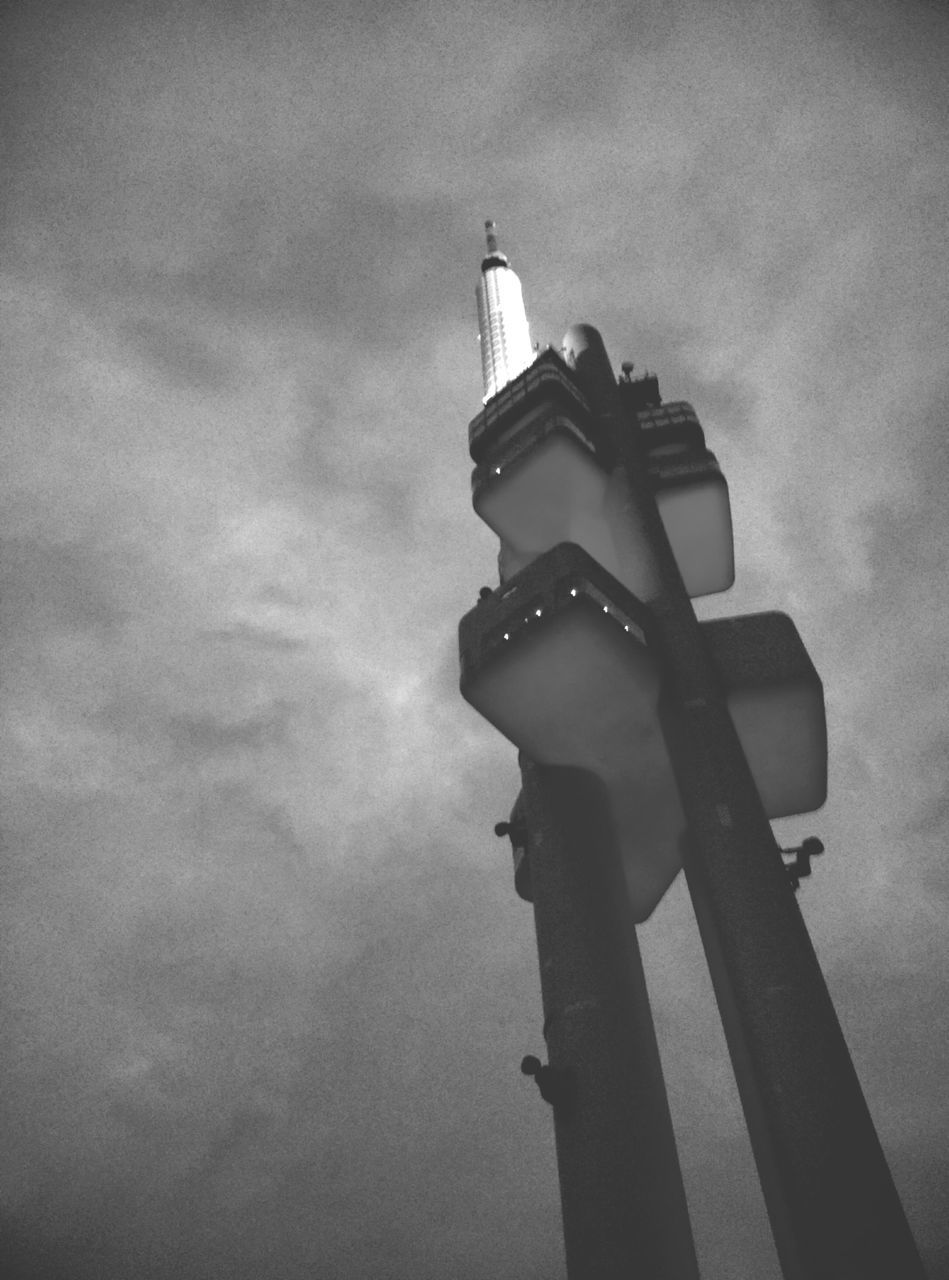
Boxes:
[476,219,534,403]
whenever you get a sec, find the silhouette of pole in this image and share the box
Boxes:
[562,324,926,1280]
[519,758,701,1280]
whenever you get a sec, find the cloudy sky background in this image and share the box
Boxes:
[2,0,948,1276]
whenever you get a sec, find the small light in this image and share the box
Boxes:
[535,608,542,617]
[494,466,501,475]
[624,625,630,632]
[603,605,608,613]
[570,588,577,597]
[503,633,510,641]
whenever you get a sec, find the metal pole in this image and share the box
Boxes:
[562,326,927,1280]
[519,756,701,1280]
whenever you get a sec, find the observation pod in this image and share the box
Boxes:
[701,612,827,818]
[468,349,734,598]
[635,400,734,598]
[460,545,827,919]
[460,543,680,919]
[471,354,621,592]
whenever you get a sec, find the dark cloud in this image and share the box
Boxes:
[166,701,294,758]
[201,623,312,651]
[0,536,128,640]
[119,315,240,392]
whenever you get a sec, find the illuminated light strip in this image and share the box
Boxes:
[564,578,648,646]
[477,570,650,667]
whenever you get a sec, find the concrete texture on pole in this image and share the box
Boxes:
[519,755,700,1280]
[561,324,927,1280]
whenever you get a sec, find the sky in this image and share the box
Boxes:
[2,0,948,1276]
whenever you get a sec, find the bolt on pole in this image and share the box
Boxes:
[562,324,927,1280]
[519,757,701,1280]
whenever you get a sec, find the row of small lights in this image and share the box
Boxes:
[501,587,634,641]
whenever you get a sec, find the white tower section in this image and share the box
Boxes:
[476,220,535,403]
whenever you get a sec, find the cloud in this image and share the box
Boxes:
[1,0,948,1275]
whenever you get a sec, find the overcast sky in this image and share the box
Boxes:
[2,0,948,1276]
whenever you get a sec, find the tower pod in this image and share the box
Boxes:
[460,544,826,920]
[471,355,733,598]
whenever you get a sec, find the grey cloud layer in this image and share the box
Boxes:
[2,0,948,1276]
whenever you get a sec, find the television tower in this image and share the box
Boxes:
[459,227,927,1279]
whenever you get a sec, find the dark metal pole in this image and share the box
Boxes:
[562,325,927,1280]
[519,756,701,1280]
